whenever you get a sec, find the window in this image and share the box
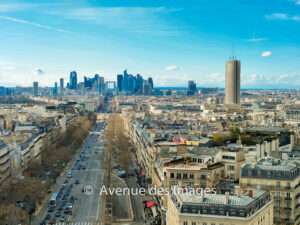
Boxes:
[170,173,174,178]
[201,174,206,179]
[277,192,280,198]
[190,173,194,180]
[287,182,291,188]
[267,181,271,188]
[228,165,235,171]
[164,172,166,176]
[183,173,188,179]
[177,173,181,179]
[257,170,261,176]
[183,222,188,225]
[191,222,196,225]
[248,180,251,186]
[277,181,280,188]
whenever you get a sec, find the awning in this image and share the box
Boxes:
[147,201,154,208]
[151,207,158,217]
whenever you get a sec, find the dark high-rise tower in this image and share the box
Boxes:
[60,78,64,93]
[33,82,38,96]
[70,71,77,90]
[117,74,123,92]
[187,80,196,95]
[225,59,240,105]
[148,77,154,89]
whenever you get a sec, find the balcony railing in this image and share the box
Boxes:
[284,197,292,201]
[284,207,292,211]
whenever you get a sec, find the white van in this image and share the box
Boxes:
[67,171,72,178]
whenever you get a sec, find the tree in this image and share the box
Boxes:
[213,133,226,146]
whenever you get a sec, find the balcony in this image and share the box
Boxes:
[274,196,281,200]
[284,197,292,201]
[274,217,281,222]
[296,204,300,209]
[284,207,292,211]
[285,186,292,190]
[274,205,281,210]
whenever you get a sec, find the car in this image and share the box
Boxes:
[49,217,56,224]
[61,185,65,189]
[40,220,46,225]
[67,171,72,178]
[68,203,73,209]
[70,196,74,200]
[58,205,63,211]
[76,157,80,161]
[60,215,66,222]
[86,154,90,158]
[48,206,54,212]
[44,214,51,220]
[55,211,61,217]
[64,179,68,184]
[75,179,79,184]
[81,187,85,192]
[62,195,67,201]
[64,206,70,214]
[61,200,66,206]
[69,184,73,188]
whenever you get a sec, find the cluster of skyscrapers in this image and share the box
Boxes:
[117,69,154,95]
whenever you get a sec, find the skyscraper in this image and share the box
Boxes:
[99,76,105,94]
[225,59,240,104]
[69,71,77,90]
[187,80,196,95]
[117,74,123,92]
[148,77,154,89]
[53,82,58,95]
[33,82,38,97]
[60,78,64,93]
[143,80,152,95]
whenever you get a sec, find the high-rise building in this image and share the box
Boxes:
[117,74,123,92]
[99,77,105,94]
[33,82,38,96]
[60,78,64,93]
[148,77,154,89]
[187,80,196,95]
[225,59,240,104]
[53,82,58,95]
[69,71,77,90]
[143,80,152,95]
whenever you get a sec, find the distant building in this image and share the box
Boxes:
[69,71,77,90]
[60,78,64,93]
[33,81,38,96]
[148,77,154,89]
[225,59,240,104]
[99,77,105,94]
[53,82,58,95]
[202,87,219,95]
[117,74,123,92]
[143,80,152,95]
[187,80,196,95]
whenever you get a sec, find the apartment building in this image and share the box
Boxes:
[0,140,10,186]
[167,187,273,225]
[240,158,300,225]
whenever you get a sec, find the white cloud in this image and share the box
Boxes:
[0,15,79,35]
[165,65,179,71]
[208,73,224,82]
[261,51,272,57]
[266,13,300,22]
[297,0,300,5]
[34,68,45,75]
[247,38,268,42]
[48,7,183,36]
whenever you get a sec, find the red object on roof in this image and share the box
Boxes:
[141,170,145,176]
[147,201,154,208]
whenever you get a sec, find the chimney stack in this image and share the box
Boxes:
[225,192,230,204]
[248,189,253,197]
[234,186,241,196]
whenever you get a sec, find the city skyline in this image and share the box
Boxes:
[0,0,300,88]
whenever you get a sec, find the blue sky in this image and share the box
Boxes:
[0,0,300,88]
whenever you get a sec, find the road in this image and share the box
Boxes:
[32,122,106,225]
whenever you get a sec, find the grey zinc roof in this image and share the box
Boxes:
[177,189,266,207]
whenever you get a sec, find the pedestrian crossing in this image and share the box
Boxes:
[54,222,103,225]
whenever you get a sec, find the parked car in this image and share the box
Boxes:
[49,217,56,224]
[55,211,61,217]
